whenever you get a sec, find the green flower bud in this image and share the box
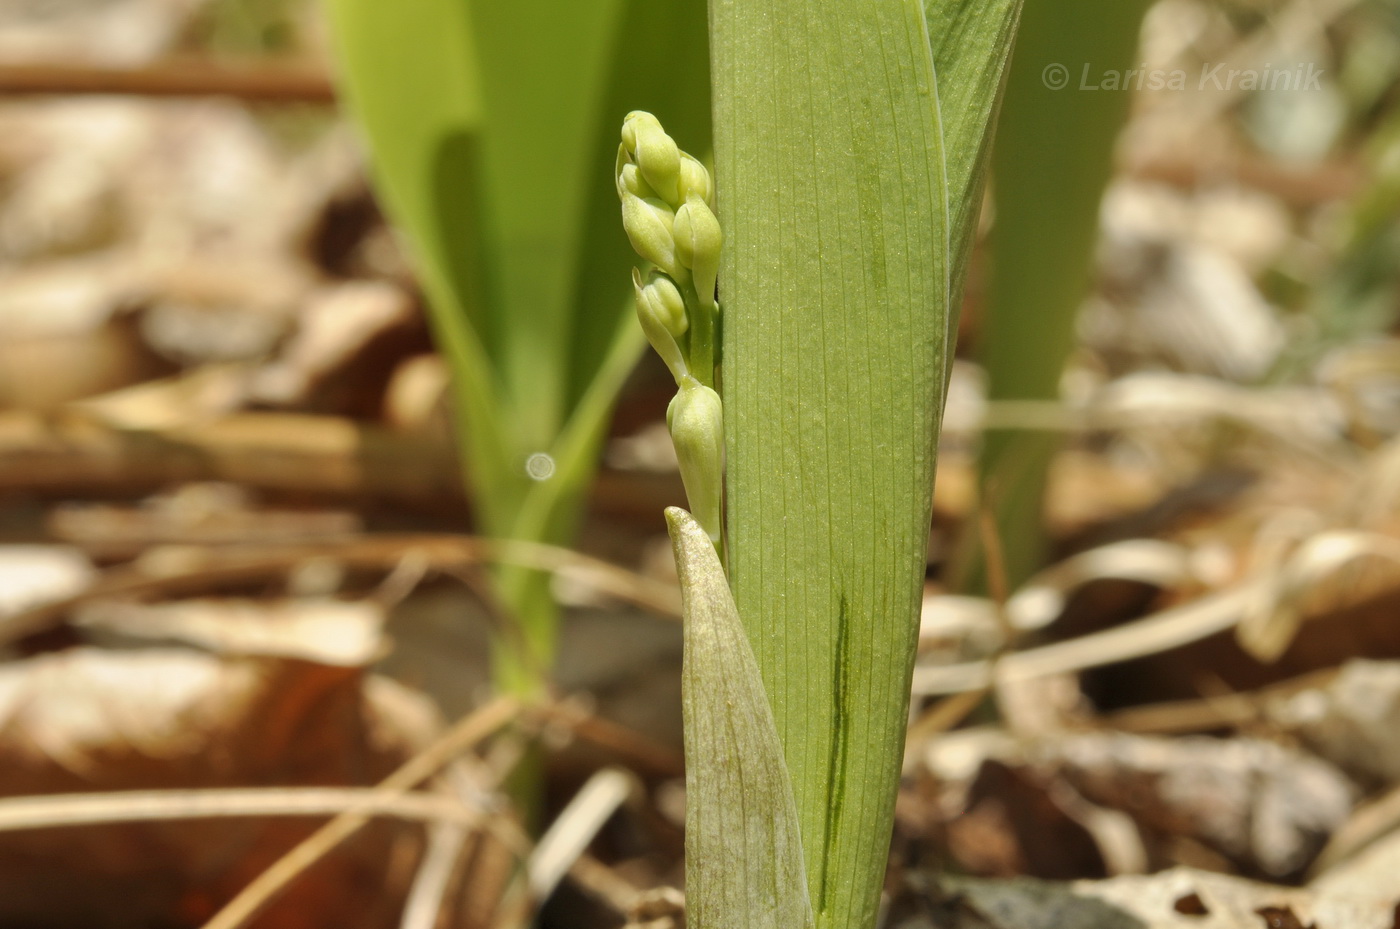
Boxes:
[618,162,657,201]
[621,191,678,276]
[622,111,680,206]
[637,268,688,338]
[667,377,724,543]
[674,194,722,310]
[634,268,689,382]
[677,152,713,206]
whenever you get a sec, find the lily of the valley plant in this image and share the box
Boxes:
[619,1,1023,927]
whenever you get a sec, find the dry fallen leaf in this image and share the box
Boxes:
[1269,659,1400,787]
[1050,732,1353,878]
[0,545,95,618]
[0,645,439,928]
[902,864,1397,929]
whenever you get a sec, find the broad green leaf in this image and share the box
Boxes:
[325,0,509,525]
[328,0,708,693]
[926,0,1023,354]
[468,0,623,454]
[711,2,950,927]
[956,0,1148,591]
[668,507,813,929]
[469,0,711,455]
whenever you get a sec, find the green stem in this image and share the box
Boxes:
[490,564,556,700]
[687,283,717,389]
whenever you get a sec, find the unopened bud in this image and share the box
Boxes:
[618,162,656,201]
[634,268,689,382]
[622,111,680,206]
[677,153,713,206]
[637,269,688,338]
[621,192,679,276]
[667,377,724,543]
[674,194,722,310]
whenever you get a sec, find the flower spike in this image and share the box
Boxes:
[618,111,725,548]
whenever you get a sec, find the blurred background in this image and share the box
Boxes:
[0,0,1399,926]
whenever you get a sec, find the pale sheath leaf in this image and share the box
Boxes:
[667,507,814,929]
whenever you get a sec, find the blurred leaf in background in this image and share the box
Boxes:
[954,0,1149,592]
[326,0,710,694]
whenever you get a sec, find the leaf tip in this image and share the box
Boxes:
[664,505,699,539]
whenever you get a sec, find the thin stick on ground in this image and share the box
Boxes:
[914,529,1400,696]
[0,60,335,102]
[0,788,480,833]
[2,533,681,648]
[200,695,523,929]
[527,767,637,904]
[400,821,473,929]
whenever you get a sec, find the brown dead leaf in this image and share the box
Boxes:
[0,646,437,928]
[947,760,1106,880]
[1051,733,1353,878]
[0,545,95,618]
[75,597,386,666]
[1269,659,1400,787]
[250,281,423,416]
[901,865,1397,929]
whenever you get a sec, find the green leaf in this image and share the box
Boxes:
[711,2,951,927]
[328,0,709,693]
[926,0,1023,355]
[325,0,509,525]
[667,508,813,929]
[329,0,708,499]
[469,0,625,453]
[955,0,1148,591]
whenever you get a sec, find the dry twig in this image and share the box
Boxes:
[0,59,334,102]
[2,533,681,647]
[200,695,522,929]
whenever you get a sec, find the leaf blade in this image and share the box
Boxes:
[325,0,513,527]
[470,0,629,450]
[711,1,950,926]
[926,0,1024,347]
[566,0,712,409]
[330,0,709,692]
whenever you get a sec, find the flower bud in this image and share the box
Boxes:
[621,111,680,206]
[634,268,689,382]
[636,268,688,338]
[621,191,679,276]
[674,194,722,310]
[677,152,713,206]
[618,162,656,201]
[667,378,724,543]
